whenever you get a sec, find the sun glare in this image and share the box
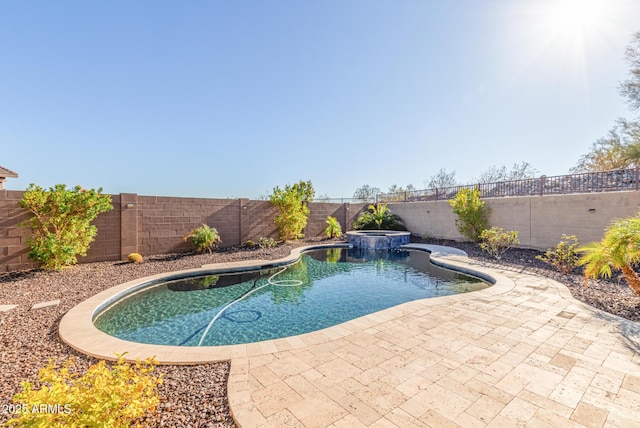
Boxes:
[546,0,606,35]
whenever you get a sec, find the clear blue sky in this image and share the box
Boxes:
[2,1,640,199]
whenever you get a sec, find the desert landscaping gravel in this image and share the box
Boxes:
[1,237,638,427]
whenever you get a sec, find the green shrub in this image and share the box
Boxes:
[577,214,640,297]
[325,216,343,238]
[269,180,314,240]
[245,240,256,248]
[479,227,519,260]
[259,237,278,248]
[353,204,406,230]
[19,184,113,270]
[183,224,221,253]
[536,235,580,274]
[448,188,490,242]
[7,354,162,428]
[127,253,143,263]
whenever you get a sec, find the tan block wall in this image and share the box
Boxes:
[389,191,640,249]
[6,187,638,271]
[0,190,367,272]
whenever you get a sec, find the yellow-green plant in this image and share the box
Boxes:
[324,216,342,238]
[183,224,221,253]
[7,354,162,428]
[448,188,490,242]
[479,227,519,260]
[245,240,256,248]
[19,184,113,270]
[536,235,580,274]
[577,214,640,297]
[127,253,143,263]
[269,180,314,240]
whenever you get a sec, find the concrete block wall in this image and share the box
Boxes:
[0,191,368,272]
[389,191,640,250]
[0,190,34,271]
[305,203,367,238]
[4,188,639,271]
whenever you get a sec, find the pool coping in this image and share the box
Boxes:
[58,243,515,364]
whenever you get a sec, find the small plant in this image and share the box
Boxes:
[448,188,490,242]
[479,227,519,260]
[19,184,113,270]
[127,253,143,263]
[325,216,343,238]
[353,204,406,230]
[245,240,256,248]
[183,224,221,253]
[7,354,162,428]
[259,237,278,248]
[536,235,580,274]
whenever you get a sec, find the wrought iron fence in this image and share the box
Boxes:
[377,167,640,203]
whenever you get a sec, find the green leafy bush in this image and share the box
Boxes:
[479,227,519,260]
[183,224,221,253]
[7,354,162,428]
[19,184,113,270]
[353,204,406,230]
[577,214,640,297]
[536,235,580,274]
[259,237,278,248]
[127,253,143,263]
[245,240,256,248]
[269,180,314,240]
[448,188,490,242]
[324,216,343,238]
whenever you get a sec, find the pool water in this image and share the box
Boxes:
[94,248,487,346]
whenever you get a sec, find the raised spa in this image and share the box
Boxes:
[346,230,410,250]
[93,247,488,347]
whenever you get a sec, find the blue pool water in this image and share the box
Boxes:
[94,248,488,346]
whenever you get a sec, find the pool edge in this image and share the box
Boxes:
[58,243,515,364]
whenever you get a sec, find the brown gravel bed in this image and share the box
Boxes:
[1,237,639,426]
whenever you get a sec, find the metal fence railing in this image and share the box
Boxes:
[376,167,640,203]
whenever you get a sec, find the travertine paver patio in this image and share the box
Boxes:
[227,246,640,427]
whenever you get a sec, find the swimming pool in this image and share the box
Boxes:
[94,247,488,346]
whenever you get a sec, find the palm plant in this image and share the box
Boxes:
[577,215,640,297]
[183,224,222,254]
[353,204,406,230]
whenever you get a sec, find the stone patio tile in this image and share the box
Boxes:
[384,408,430,428]
[315,357,362,383]
[418,409,462,428]
[251,365,282,387]
[549,352,578,370]
[516,389,573,418]
[400,382,472,420]
[328,414,368,428]
[570,401,608,428]
[621,374,640,394]
[30,299,60,309]
[499,396,540,424]
[530,408,584,428]
[290,396,348,428]
[549,383,586,408]
[614,386,640,412]
[266,409,303,427]
[335,393,383,426]
[465,394,506,423]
